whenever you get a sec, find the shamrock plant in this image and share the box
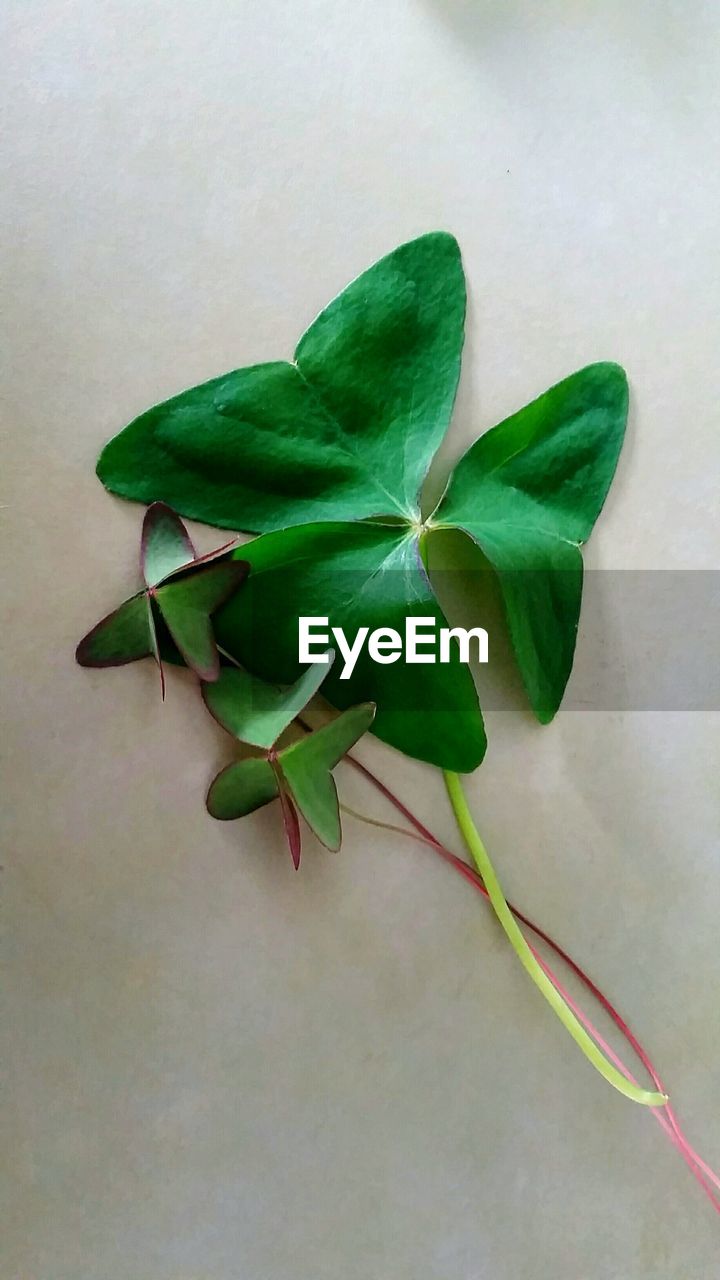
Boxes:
[77,232,720,1208]
[97,232,628,769]
[76,502,247,691]
[204,654,375,868]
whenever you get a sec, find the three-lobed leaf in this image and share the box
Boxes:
[205,661,376,864]
[94,236,628,764]
[76,503,248,686]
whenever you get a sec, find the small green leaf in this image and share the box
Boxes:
[279,703,376,851]
[206,755,279,820]
[141,500,196,587]
[76,593,154,667]
[202,653,335,750]
[77,507,248,690]
[155,561,248,682]
[433,363,628,719]
[96,232,466,531]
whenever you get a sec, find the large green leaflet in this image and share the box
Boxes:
[432,363,628,721]
[97,232,465,529]
[96,234,628,766]
[205,662,375,864]
[213,523,485,773]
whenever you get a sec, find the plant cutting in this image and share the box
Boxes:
[78,233,719,1208]
[76,500,246,692]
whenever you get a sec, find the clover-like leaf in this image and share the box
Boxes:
[94,236,628,763]
[430,362,628,720]
[76,503,248,691]
[205,661,375,867]
[97,232,466,530]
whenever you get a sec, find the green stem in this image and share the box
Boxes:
[443,770,667,1108]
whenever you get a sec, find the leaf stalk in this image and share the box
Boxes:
[442,770,667,1108]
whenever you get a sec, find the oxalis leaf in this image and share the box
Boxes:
[204,654,375,867]
[76,502,248,690]
[432,361,628,722]
[213,522,485,773]
[96,233,628,765]
[97,232,465,529]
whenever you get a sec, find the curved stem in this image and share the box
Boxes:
[443,770,667,1108]
[342,759,720,1208]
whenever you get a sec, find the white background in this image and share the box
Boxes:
[2,2,719,1275]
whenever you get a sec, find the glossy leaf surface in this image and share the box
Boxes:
[76,592,154,667]
[155,561,248,682]
[94,237,628,753]
[141,501,195,587]
[279,703,376,850]
[77,507,248,687]
[96,232,465,531]
[433,363,628,719]
[203,660,374,864]
[214,523,487,773]
[206,755,279,820]
[203,653,335,750]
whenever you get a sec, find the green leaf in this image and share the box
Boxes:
[76,592,154,667]
[141,500,196,587]
[93,238,628,752]
[202,653,334,750]
[206,755,279,820]
[204,691,374,864]
[213,523,487,773]
[77,505,248,695]
[433,363,628,720]
[96,232,466,532]
[278,703,376,850]
[155,561,247,682]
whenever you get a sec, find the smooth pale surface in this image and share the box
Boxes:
[2,2,719,1277]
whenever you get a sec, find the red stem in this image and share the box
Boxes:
[344,752,720,1214]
